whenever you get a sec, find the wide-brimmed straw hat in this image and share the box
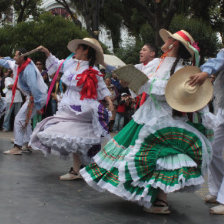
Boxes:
[165,66,213,112]
[67,37,104,65]
[159,29,200,60]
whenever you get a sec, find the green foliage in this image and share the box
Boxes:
[100,0,123,49]
[0,13,89,62]
[114,40,144,65]
[13,0,43,23]
[0,0,12,14]
[139,24,155,45]
[169,15,220,61]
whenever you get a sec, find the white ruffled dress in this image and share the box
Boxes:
[80,57,215,208]
[30,54,111,164]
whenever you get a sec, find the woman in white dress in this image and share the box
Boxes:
[30,38,113,180]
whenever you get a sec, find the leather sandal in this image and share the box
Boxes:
[59,167,82,181]
[144,199,171,215]
[205,194,217,204]
[210,204,224,215]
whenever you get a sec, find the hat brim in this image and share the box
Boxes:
[159,29,194,57]
[67,39,104,65]
[165,66,213,112]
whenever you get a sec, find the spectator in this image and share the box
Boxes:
[2,69,23,132]
[111,72,121,91]
[104,77,118,132]
[41,70,52,119]
[124,94,136,125]
[51,72,65,115]
[113,93,128,132]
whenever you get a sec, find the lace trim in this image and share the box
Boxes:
[120,118,211,186]
[156,154,197,170]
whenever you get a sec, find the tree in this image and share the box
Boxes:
[115,14,220,65]
[70,0,103,39]
[209,0,224,45]
[169,15,220,61]
[0,0,13,25]
[0,0,12,14]
[55,0,82,28]
[13,0,43,23]
[0,13,89,61]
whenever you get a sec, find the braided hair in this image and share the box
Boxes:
[170,42,192,117]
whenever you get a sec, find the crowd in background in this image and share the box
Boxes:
[0,61,138,133]
[0,60,66,131]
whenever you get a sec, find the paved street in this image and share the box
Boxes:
[0,131,224,224]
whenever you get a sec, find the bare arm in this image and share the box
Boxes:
[37,45,50,57]
[104,96,114,112]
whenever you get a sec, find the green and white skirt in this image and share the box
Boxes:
[80,117,212,208]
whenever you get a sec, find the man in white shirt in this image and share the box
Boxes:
[2,70,23,132]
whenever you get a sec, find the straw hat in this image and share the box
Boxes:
[159,29,199,58]
[67,37,104,65]
[165,66,213,112]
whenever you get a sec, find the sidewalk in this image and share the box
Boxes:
[0,131,223,224]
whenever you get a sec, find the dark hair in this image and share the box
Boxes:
[35,60,43,65]
[8,69,13,77]
[170,43,191,76]
[144,43,157,57]
[79,44,96,67]
[170,42,192,117]
[17,48,28,60]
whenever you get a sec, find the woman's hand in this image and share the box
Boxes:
[189,72,209,86]
[37,45,50,57]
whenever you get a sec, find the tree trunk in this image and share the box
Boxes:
[55,0,82,28]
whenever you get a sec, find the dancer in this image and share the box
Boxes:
[80,29,213,214]
[0,49,48,155]
[190,48,224,215]
[30,38,113,180]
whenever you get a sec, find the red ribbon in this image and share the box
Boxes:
[46,60,65,108]
[140,92,147,106]
[76,67,103,100]
[176,31,192,43]
[10,58,31,108]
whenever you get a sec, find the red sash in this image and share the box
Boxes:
[76,67,103,100]
[10,58,31,108]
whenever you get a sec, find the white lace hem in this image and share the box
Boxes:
[156,154,197,170]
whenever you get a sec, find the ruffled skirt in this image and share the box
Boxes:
[30,102,110,164]
[80,116,212,208]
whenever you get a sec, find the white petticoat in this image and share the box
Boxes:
[30,102,110,165]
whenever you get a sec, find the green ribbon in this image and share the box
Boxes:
[187,42,200,67]
[149,78,160,109]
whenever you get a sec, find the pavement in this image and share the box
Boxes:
[0,131,224,224]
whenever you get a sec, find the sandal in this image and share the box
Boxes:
[144,199,171,215]
[210,204,224,215]
[59,167,82,181]
[204,194,217,204]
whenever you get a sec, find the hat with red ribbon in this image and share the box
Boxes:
[159,29,200,66]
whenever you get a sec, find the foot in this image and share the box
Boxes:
[59,167,82,181]
[10,138,15,144]
[205,194,217,204]
[3,146,22,155]
[144,199,171,215]
[22,144,32,153]
[210,204,224,215]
